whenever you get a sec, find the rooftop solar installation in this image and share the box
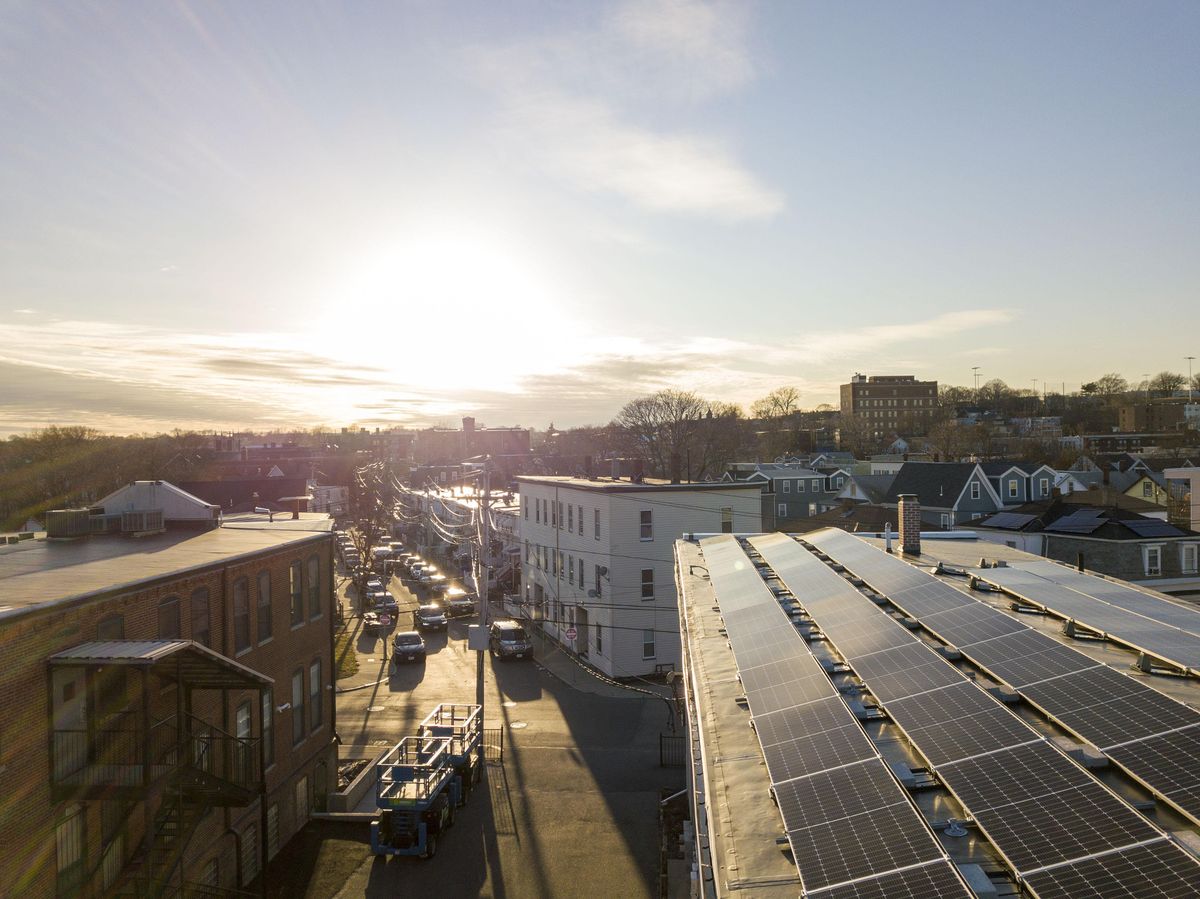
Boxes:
[971,561,1200,672]
[750,533,1200,893]
[803,528,1200,832]
[699,535,967,897]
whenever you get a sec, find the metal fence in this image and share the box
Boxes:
[483,726,505,763]
[659,733,686,768]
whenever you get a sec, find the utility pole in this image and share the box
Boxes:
[1187,356,1195,401]
[972,366,981,401]
[475,459,491,712]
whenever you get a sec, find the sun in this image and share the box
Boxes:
[313,228,580,392]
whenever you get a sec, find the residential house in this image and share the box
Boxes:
[880,462,1003,528]
[979,462,1058,506]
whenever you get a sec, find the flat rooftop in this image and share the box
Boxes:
[516,475,761,493]
[0,518,331,620]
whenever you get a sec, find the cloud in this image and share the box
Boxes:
[13,308,35,314]
[469,1,781,221]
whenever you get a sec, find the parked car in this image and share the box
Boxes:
[364,610,395,636]
[392,631,426,663]
[445,588,476,618]
[489,620,532,660]
[414,604,448,631]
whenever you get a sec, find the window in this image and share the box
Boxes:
[158,595,181,639]
[257,571,272,643]
[940,513,951,529]
[578,505,584,535]
[642,629,655,660]
[290,562,303,626]
[594,508,601,539]
[292,670,305,745]
[233,578,250,653]
[782,480,791,493]
[568,504,574,532]
[1182,544,1199,575]
[557,501,563,528]
[56,804,85,895]
[1144,545,1163,577]
[835,477,844,488]
[797,480,805,493]
[1039,477,1050,496]
[721,507,733,533]
[240,825,259,886]
[595,622,602,655]
[641,569,654,600]
[551,501,557,527]
[811,479,819,492]
[295,775,309,825]
[310,660,322,732]
[970,482,981,500]
[778,503,787,517]
[525,540,531,563]
[1143,481,1154,498]
[639,510,653,541]
[594,564,603,598]
[1008,479,1019,498]
[307,555,320,619]
[191,589,210,647]
[523,500,528,520]
[262,690,274,768]
[97,613,124,641]
[535,499,540,523]
[568,555,574,582]
[578,561,585,589]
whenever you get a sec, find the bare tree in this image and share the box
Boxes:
[613,390,708,478]
[1149,371,1186,397]
[750,386,801,420]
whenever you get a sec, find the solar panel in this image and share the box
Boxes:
[812,861,970,899]
[1046,509,1108,534]
[750,533,1200,885]
[982,511,1038,529]
[700,535,955,895]
[1022,839,1200,899]
[919,603,1028,647]
[973,563,1200,671]
[1123,518,1186,538]
[1106,725,1200,807]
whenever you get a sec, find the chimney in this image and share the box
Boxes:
[898,494,921,555]
[462,416,476,434]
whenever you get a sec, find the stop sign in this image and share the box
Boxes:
[565,627,577,640]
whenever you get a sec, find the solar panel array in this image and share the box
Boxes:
[973,560,1200,671]
[699,535,969,898]
[806,528,1200,835]
[750,533,1200,897]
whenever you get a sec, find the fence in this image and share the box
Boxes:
[483,726,505,763]
[659,733,686,768]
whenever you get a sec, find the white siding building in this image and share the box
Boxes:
[517,475,762,678]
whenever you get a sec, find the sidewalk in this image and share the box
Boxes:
[524,616,675,701]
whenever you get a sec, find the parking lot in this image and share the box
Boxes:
[268,540,685,898]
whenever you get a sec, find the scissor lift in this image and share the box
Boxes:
[369,735,460,859]
[420,703,484,805]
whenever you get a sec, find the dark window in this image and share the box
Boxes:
[594,565,603,598]
[262,689,274,768]
[157,595,181,639]
[309,660,322,732]
[307,555,320,619]
[97,614,124,641]
[56,804,86,895]
[291,670,305,745]
[639,510,652,540]
[234,578,250,653]
[191,588,210,647]
[290,562,303,626]
[257,571,272,643]
[641,569,654,599]
[721,508,733,533]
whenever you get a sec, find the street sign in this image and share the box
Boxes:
[565,627,577,640]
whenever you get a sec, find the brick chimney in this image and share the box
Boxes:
[898,494,921,555]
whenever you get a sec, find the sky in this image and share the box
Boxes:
[1,1,1198,436]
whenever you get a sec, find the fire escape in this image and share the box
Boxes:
[49,640,272,898]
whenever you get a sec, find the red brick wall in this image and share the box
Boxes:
[0,532,335,897]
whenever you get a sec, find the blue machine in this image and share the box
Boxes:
[420,703,483,805]
[369,736,460,859]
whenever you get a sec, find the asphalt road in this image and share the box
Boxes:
[327,563,683,898]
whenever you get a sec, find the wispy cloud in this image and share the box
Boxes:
[13,308,36,314]
[469,1,781,221]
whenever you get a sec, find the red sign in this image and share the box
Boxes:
[565,627,577,640]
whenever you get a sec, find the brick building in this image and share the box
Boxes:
[0,483,336,897]
[840,373,939,438]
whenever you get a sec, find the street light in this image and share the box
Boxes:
[1187,356,1195,401]
[972,366,981,401]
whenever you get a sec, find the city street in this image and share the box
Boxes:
[304,559,683,897]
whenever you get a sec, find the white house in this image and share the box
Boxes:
[517,475,762,678]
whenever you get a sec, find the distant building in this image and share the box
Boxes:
[1118,400,1189,433]
[414,417,531,465]
[517,475,761,678]
[840,373,939,437]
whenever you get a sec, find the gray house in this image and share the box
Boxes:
[981,462,1059,506]
[723,462,850,528]
[882,462,1003,527]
